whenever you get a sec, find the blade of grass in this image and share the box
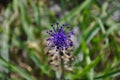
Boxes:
[73,54,102,79]
[94,68,120,79]
[61,0,93,23]
[73,21,100,55]
[0,4,12,75]
[0,56,35,80]
[28,49,52,77]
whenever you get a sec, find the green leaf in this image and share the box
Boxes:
[0,56,35,80]
[61,0,93,23]
[73,54,102,79]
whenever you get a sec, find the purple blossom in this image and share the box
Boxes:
[46,22,74,50]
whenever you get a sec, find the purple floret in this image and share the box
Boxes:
[46,22,74,50]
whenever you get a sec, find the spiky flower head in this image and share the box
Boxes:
[46,22,74,51]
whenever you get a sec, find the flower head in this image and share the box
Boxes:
[46,22,74,50]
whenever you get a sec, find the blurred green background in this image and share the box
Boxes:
[0,0,120,80]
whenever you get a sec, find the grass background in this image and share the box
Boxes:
[0,0,120,80]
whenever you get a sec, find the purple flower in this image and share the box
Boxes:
[46,22,74,50]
